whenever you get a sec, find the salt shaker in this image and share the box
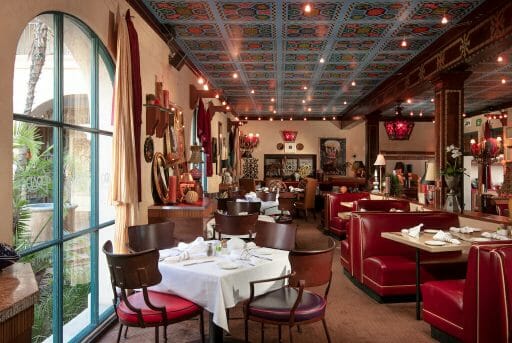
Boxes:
[207,243,213,257]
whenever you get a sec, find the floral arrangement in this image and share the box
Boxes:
[441,145,466,176]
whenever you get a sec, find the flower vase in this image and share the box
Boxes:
[444,175,461,212]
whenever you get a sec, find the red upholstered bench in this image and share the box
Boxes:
[340,199,410,274]
[325,192,369,239]
[348,212,466,298]
[421,242,512,342]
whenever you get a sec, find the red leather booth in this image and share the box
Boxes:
[348,212,466,298]
[325,192,369,239]
[340,199,411,273]
[421,242,512,342]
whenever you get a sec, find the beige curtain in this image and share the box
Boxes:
[110,9,137,253]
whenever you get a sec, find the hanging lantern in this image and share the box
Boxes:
[384,103,415,140]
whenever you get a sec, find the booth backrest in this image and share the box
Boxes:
[354,199,410,212]
[327,192,370,217]
[351,212,459,281]
[463,243,512,343]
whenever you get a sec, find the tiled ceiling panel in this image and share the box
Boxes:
[142,0,486,118]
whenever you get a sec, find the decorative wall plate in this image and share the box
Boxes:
[276,143,284,150]
[296,143,304,150]
[144,136,154,162]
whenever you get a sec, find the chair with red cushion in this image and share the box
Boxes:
[244,237,335,342]
[103,240,204,343]
[421,242,512,342]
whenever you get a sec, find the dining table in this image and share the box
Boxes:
[381,228,494,320]
[151,242,291,342]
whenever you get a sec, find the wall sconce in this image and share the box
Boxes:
[240,132,260,158]
[281,130,298,142]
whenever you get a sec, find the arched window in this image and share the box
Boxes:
[12,13,114,342]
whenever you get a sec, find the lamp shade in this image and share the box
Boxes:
[374,153,386,166]
[424,162,437,184]
[384,103,414,140]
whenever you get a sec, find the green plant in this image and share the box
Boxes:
[441,145,467,177]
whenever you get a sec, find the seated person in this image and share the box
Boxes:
[394,162,405,185]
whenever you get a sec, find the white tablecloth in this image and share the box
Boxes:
[206,214,275,239]
[152,248,291,332]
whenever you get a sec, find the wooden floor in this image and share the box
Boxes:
[94,214,436,343]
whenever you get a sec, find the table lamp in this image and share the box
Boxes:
[424,162,437,205]
[374,153,386,193]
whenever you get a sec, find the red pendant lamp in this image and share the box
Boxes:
[384,102,414,140]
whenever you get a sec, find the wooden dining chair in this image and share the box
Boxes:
[239,178,256,194]
[256,191,277,202]
[103,240,205,343]
[254,221,297,251]
[214,212,258,239]
[294,178,318,221]
[244,237,336,343]
[278,191,297,216]
[226,201,261,215]
[127,221,175,252]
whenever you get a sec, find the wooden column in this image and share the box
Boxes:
[432,71,471,208]
[365,111,381,178]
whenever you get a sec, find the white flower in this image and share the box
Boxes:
[446,144,455,152]
[452,151,462,159]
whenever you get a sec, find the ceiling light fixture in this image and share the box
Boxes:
[203,84,209,91]
[323,117,326,120]
[384,102,415,140]
[304,118,307,121]
[232,72,238,79]
[280,118,284,121]
[273,110,277,114]
[270,117,273,121]
[215,94,219,99]
[401,38,407,48]
[302,99,306,104]
[419,111,423,117]
[197,77,204,85]
[245,116,248,120]
[351,81,356,86]
[319,57,325,63]
[271,97,275,102]
[304,3,312,13]
[226,105,230,110]
[407,98,412,104]
[497,56,504,63]
[430,98,434,102]
[409,111,414,116]
[502,78,507,84]
[308,107,312,112]
[441,14,448,25]
[258,117,261,121]
[250,89,255,94]
[343,101,347,105]
[332,116,336,120]
[222,101,226,106]
[290,117,293,121]
[303,86,308,90]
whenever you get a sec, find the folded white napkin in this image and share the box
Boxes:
[236,198,248,202]
[482,232,510,240]
[449,226,479,234]
[245,242,257,250]
[401,223,423,238]
[389,208,403,212]
[227,237,246,251]
[177,237,206,254]
[433,230,461,244]
[159,247,181,259]
[163,250,190,263]
[238,211,249,215]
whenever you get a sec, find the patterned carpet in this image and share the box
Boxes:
[95,215,435,343]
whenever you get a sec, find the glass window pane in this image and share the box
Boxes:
[20,247,54,343]
[13,14,55,117]
[98,54,113,131]
[13,121,55,248]
[99,135,114,223]
[63,16,91,127]
[99,224,115,317]
[64,128,91,233]
[63,235,91,340]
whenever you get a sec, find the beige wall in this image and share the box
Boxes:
[241,120,366,180]
[0,0,205,243]
[378,121,435,177]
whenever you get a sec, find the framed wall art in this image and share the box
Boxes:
[319,138,346,176]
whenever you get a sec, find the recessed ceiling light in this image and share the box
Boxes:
[290,117,293,121]
[235,117,239,121]
[245,116,248,120]
[319,57,325,63]
[258,117,261,120]
[203,84,209,91]
[441,15,448,25]
[304,117,307,121]
[462,113,466,117]
[280,118,283,121]
[432,120,435,123]
[497,56,504,63]
[197,77,204,85]
[271,97,275,102]
[215,94,219,99]
[401,38,407,47]
[303,86,308,90]
[343,101,347,105]
[304,3,312,13]
[410,111,414,116]
[232,72,238,79]
[222,101,226,106]
[302,99,306,104]
[430,98,434,102]
[323,117,326,120]
[250,89,255,94]
[308,107,312,112]
[502,78,507,84]
[226,105,230,110]
[351,81,356,86]
[273,110,277,114]
[419,111,423,117]
[270,117,273,121]
[407,98,412,104]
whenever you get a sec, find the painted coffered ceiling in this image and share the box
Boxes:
[140,0,502,119]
